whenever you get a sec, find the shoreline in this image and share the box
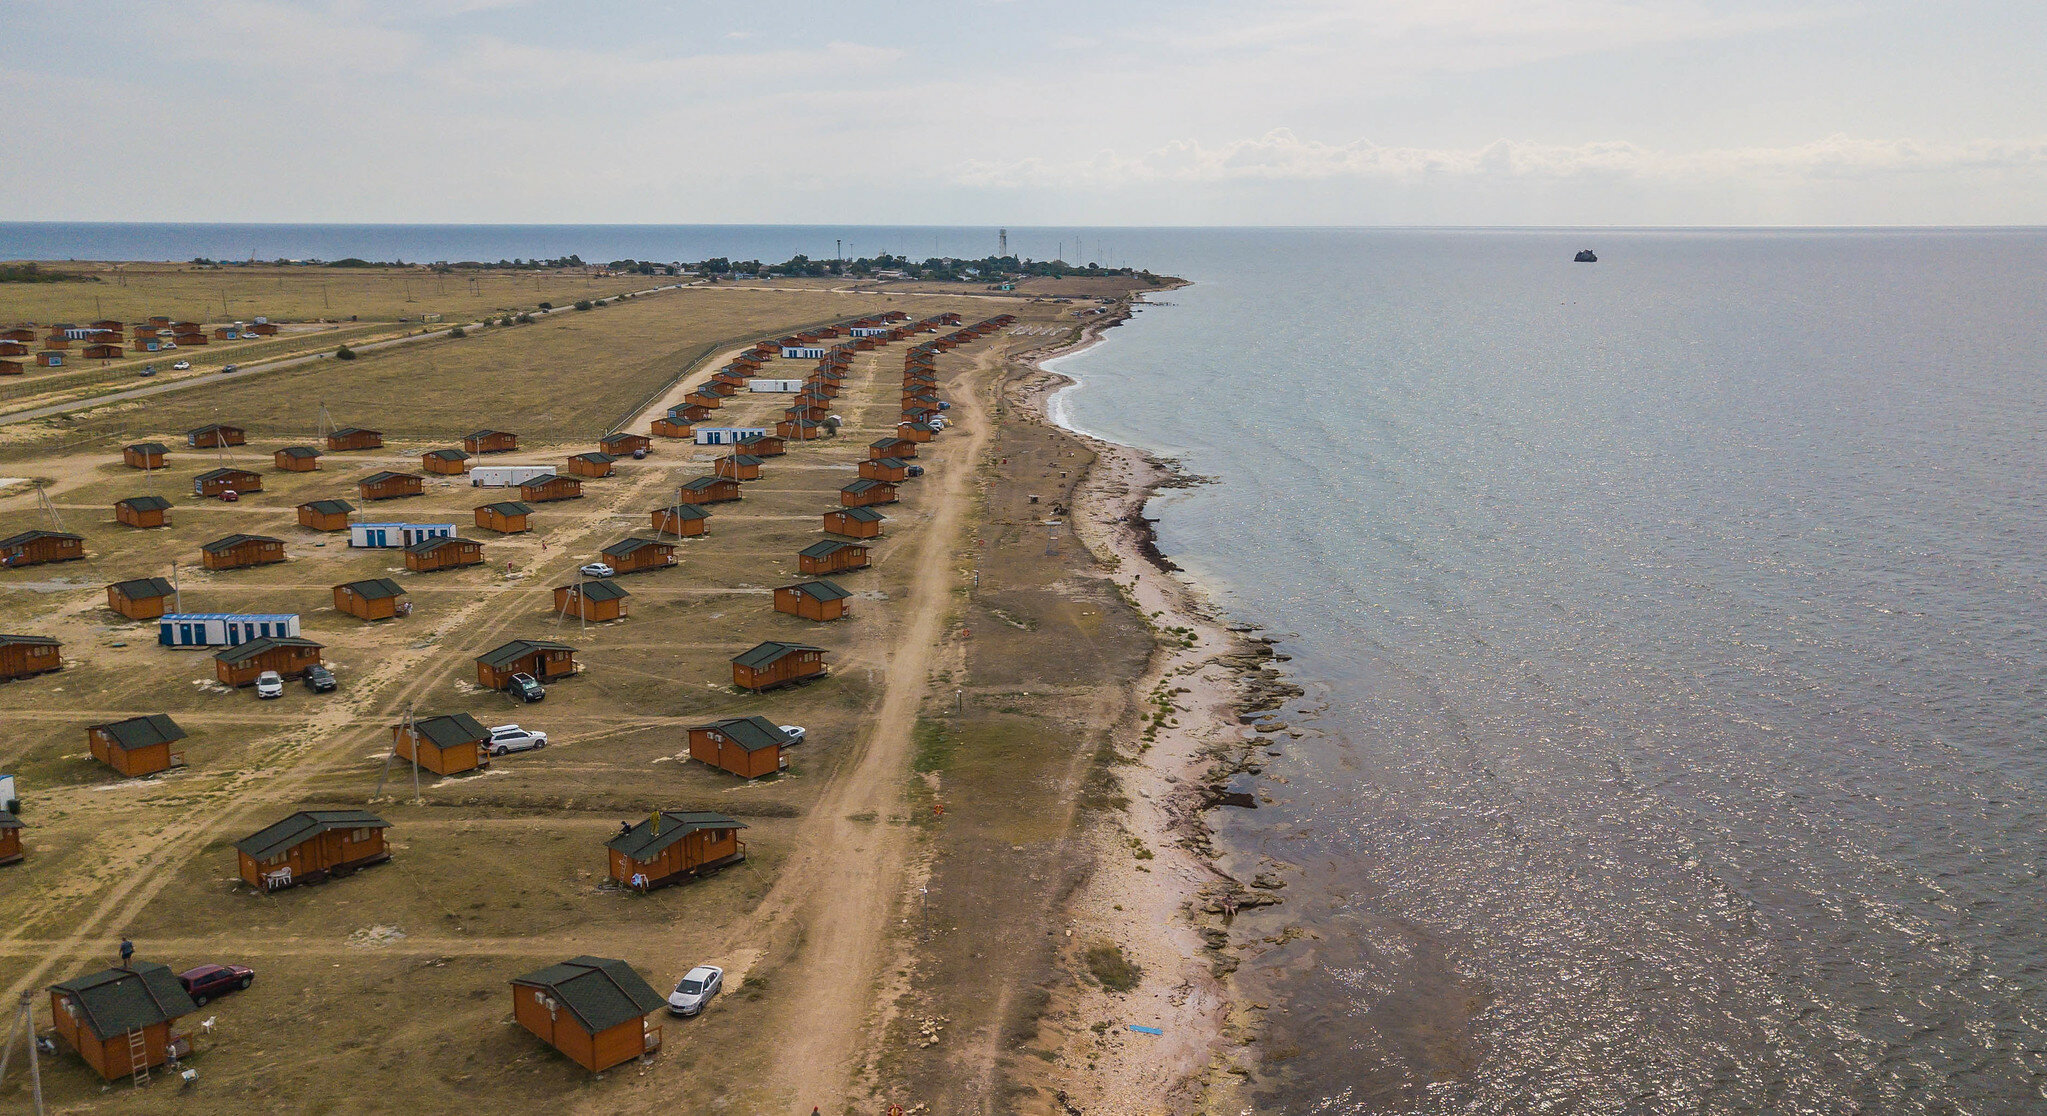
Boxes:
[1007,292,1303,1112]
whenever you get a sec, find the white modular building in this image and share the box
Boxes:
[469,465,557,487]
[695,426,770,446]
[850,326,890,338]
[747,379,804,393]
[780,345,827,359]
[158,612,301,647]
[350,523,456,548]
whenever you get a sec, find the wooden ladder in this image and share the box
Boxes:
[126,1028,148,1086]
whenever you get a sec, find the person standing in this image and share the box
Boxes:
[119,937,134,966]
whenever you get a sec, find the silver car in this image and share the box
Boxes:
[486,724,548,755]
[666,965,723,1016]
[254,670,284,699]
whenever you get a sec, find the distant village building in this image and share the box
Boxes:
[730,640,827,692]
[476,638,577,689]
[823,506,886,538]
[555,579,628,621]
[0,530,85,567]
[334,578,409,620]
[605,811,746,891]
[392,714,489,776]
[774,579,851,622]
[358,471,425,501]
[464,430,519,454]
[839,479,898,507]
[123,442,169,469]
[48,964,201,1080]
[509,957,665,1073]
[598,432,650,456]
[474,501,533,533]
[421,448,472,475]
[193,467,262,498]
[0,634,62,681]
[688,716,791,779]
[235,810,390,891]
[405,535,484,572]
[297,499,355,531]
[601,537,676,574]
[677,476,740,505]
[326,427,383,451]
[648,503,709,537]
[273,446,323,471]
[517,473,583,503]
[105,576,176,620]
[799,540,870,576]
[214,635,323,686]
[87,714,188,778]
[200,533,285,570]
[566,452,617,478]
[186,423,246,448]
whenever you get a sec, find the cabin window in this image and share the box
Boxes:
[351,828,374,842]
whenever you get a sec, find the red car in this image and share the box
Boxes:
[177,963,255,1005]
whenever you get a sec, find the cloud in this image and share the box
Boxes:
[952,129,2047,189]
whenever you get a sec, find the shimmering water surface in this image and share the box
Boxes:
[1050,229,2047,1113]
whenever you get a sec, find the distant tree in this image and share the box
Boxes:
[574,300,593,311]
[448,326,467,338]
[538,302,553,310]
[335,345,357,360]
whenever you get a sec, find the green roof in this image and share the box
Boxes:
[48,964,198,1041]
[520,473,571,487]
[730,641,825,670]
[126,442,169,454]
[565,579,629,602]
[466,429,509,440]
[869,457,909,469]
[654,503,709,520]
[338,577,405,600]
[108,576,175,599]
[511,957,665,1036]
[116,495,173,512]
[692,715,789,752]
[679,476,730,493]
[214,635,323,665]
[829,506,886,524]
[90,714,186,751]
[0,810,20,830]
[781,579,850,602]
[235,810,388,861]
[0,634,59,648]
[194,467,260,483]
[799,540,864,559]
[425,448,471,461]
[0,530,80,547]
[301,499,355,515]
[331,427,379,437]
[723,454,763,466]
[277,446,322,459]
[477,638,576,670]
[842,480,893,495]
[602,537,669,559]
[606,811,746,860]
[571,452,617,464]
[201,533,283,554]
[361,471,419,485]
[479,501,533,516]
[404,714,488,750]
[404,535,474,555]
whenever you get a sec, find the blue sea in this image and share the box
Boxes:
[9,223,2044,1112]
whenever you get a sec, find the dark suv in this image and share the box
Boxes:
[177,963,255,1005]
[508,672,545,702]
[303,665,338,693]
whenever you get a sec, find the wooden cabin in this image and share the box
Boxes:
[0,359,21,376]
[688,716,791,779]
[212,327,240,341]
[421,448,472,475]
[860,457,911,483]
[0,811,21,866]
[730,640,827,692]
[326,427,383,451]
[359,471,424,501]
[774,579,851,622]
[215,636,323,686]
[682,386,727,409]
[193,466,262,497]
[799,540,870,576]
[48,964,200,1081]
[607,811,746,890]
[464,429,518,454]
[824,506,886,539]
[405,535,484,572]
[0,328,31,343]
[123,442,169,469]
[475,501,533,533]
[0,634,62,680]
[35,351,65,367]
[518,473,583,502]
[0,530,85,567]
[172,331,206,347]
[673,401,713,422]
[556,579,628,621]
[599,432,651,456]
[735,433,785,457]
[566,452,617,478]
[651,414,694,439]
[898,421,937,442]
[82,342,123,360]
[200,533,285,570]
[247,321,279,336]
[334,578,408,620]
[274,445,322,471]
[510,957,665,1074]
[186,423,245,448]
[776,418,825,440]
[88,714,187,777]
[714,453,763,481]
[649,503,709,537]
[107,576,176,620]
[298,498,355,531]
[392,714,488,776]
[235,810,391,891]
[476,638,577,689]
[678,476,740,505]
[840,479,898,507]
[870,437,917,460]
[601,537,676,575]
[115,495,173,528]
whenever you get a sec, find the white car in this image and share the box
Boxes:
[486,724,547,755]
[172,360,191,370]
[666,965,723,1017]
[579,562,614,578]
[254,671,284,699]
[779,725,806,746]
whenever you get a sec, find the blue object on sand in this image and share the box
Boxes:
[1128,1025,1164,1036]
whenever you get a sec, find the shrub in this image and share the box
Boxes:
[1083,943,1141,992]
[500,315,514,327]
[448,325,466,338]
[334,345,356,360]
[574,299,593,311]
[538,301,553,310]
[516,313,535,324]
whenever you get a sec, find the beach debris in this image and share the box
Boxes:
[1128,1024,1164,1036]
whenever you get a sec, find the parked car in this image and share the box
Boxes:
[302,665,338,693]
[172,360,191,370]
[138,365,156,377]
[221,364,239,373]
[486,724,547,755]
[906,465,925,478]
[176,963,255,1005]
[254,671,283,699]
[579,562,614,578]
[666,965,723,1017]
[507,672,545,702]
[219,489,239,502]
[929,416,948,430]
[779,725,806,746]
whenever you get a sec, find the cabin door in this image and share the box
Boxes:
[366,528,387,547]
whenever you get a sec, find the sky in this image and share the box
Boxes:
[4,0,2044,226]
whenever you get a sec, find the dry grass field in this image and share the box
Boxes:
[0,281,1148,1113]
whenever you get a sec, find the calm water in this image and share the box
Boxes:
[1050,229,2047,1113]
